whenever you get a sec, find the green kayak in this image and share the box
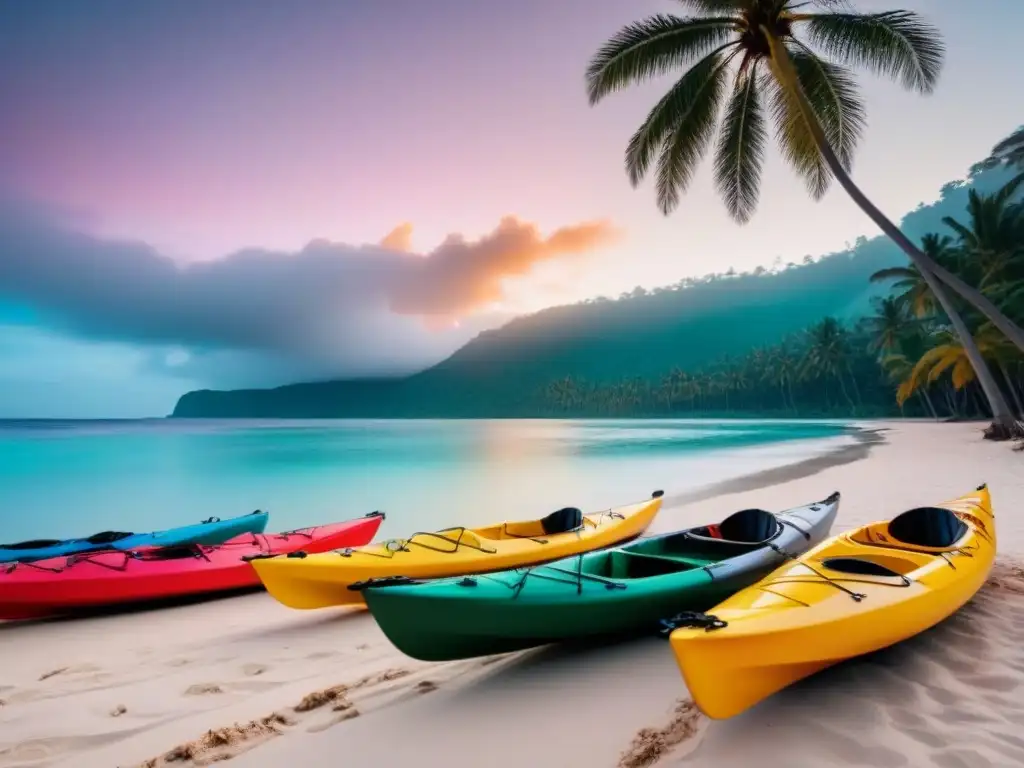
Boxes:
[360,493,840,662]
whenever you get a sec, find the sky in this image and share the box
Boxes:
[0,0,1021,418]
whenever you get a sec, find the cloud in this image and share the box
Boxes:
[379,222,415,252]
[0,198,617,384]
[387,216,618,320]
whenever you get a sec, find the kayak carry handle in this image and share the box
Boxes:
[976,483,987,491]
[651,489,664,499]
[364,510,386,519]
[348,576,421,591]
[241,552,276,562]
[821,491,841,505]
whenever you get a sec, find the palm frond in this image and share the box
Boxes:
[673,0,747,14]
[762,48,828,199]
[800,11,944,94]
[585,15,737,106]
[713,62,768,223]
[789,43,866,171]
[990,125,1024,167]
[950,357,975,391]
[941,215,975,244]
[924,347,958,384]
[869,266,916,283]
[625,41,739,186]
[652,50,734,214]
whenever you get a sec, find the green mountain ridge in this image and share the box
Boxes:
[172,167,1013,419]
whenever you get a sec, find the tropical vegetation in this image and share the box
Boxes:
[585,0,1024,437]
[539,142,1024,436]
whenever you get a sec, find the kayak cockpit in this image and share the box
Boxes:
[851,506,969,552]
[639,507,782,556]
[580,550,706,579]
[477,506,585,541]
[578,508,787,580]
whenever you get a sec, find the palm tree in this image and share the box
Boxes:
[585,0,1023,433]
[801,317,856,411]
[862,295,914,355]
[898,326,1021,417]
[975,125,1024,181]
[942,176,1024,293]
[869,234,953,318]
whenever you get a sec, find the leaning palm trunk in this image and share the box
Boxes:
[766,34,1019,436]
[788,42,1024,356]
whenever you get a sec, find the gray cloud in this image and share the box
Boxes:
[0,198,616,385]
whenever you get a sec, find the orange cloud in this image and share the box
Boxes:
[379,222,414,253]
[386,215,619,323]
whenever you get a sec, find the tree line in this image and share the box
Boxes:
[540,127,1024,437]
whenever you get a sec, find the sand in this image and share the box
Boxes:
[1,421,1022,768]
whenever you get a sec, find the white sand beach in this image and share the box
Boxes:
[2,421,1023,768]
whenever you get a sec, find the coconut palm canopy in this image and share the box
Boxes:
[585,0,944,222]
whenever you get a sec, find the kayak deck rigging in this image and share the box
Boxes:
[336,507,627,560]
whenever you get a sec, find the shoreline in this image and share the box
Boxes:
[660,423,887,512]
[1,421,1022,768]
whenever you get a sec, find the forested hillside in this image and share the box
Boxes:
[172,162,1022,420]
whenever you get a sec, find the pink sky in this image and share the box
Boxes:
[0,0,1020,416]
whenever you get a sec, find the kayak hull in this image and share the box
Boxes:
[669,485,996,720]
[0,513,383,620]
[252,494,664,610]
[364,494,840,661]
[0,510,271,564]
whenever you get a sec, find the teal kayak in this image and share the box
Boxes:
[361,494,840,661]
[0,510,270,564]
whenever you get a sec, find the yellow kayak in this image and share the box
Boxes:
[668,484,995,720]
[251,491,664,609]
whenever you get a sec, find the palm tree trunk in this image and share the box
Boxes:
[769,66,1024,356]
[918,388,938,420]
[999,361,1024,417]
[834,372,855,412]
[766,37,1019,436]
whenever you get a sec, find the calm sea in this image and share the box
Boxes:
[0,419,853,543]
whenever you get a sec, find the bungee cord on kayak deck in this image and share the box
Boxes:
[3,527,327,575]
[332,508,626,560]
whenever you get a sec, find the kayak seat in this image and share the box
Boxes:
[887,507,968,549]
[541,507,584,535]
[84,531,135,545]
[493,507,583,540]
[717,508,782,543]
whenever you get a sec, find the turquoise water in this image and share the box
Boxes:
[0,419,851,544]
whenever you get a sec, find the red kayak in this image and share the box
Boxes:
[0,512,384,620]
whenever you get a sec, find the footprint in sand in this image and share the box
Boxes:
[305,700,362,734]
[110,704,127,717]
[306,651,336,660]
[242,663,268,677]
[618,699,706,768]
[184,683,224,696]
[145,713,292,766]
[166,657,193,668]
[37,663,102,682]
[415,681,438,694]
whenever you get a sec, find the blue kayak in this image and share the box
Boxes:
[0,510,270,564]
